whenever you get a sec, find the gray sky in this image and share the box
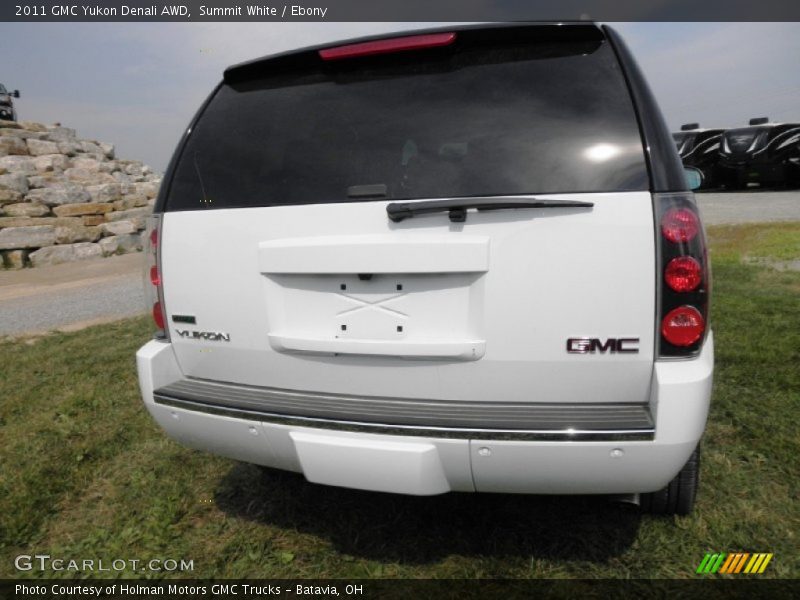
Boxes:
[3,22,799,172]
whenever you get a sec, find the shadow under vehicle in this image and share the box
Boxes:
[0,83,20,121]
[672,123,724,190]
[718,117,800,190]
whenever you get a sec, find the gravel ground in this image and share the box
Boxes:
[0,253,145,338]
[0,191,798,336]
[695,190,800,225]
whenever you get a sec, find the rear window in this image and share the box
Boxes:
[165,27,648,211]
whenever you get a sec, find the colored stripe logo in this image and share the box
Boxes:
[696,552,773,574]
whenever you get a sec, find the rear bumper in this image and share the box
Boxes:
[136,333,714,495]
[152,379,655,442]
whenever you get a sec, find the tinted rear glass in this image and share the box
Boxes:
[165,28,648,211]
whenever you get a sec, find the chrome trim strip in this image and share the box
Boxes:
[156,378,655,430]
[153,394,655,442]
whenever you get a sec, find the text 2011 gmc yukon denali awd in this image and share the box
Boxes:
[137,23,713,515]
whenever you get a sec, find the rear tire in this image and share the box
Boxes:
[640,445,700,516]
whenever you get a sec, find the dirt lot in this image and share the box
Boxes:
[696,190,800,225]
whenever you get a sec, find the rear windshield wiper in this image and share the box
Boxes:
[386,196,594,223]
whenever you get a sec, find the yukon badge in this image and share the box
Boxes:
[567,337,639,354]
[176,329,231,342]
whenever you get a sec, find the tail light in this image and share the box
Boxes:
[661,306,705,347]
[664,256,702,292]
[661,207,699,243]
[655,193,710,357]
[152,301,166,330]
[144,215,169,340]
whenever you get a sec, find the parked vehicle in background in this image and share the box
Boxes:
[672,123,724,190]
[718,117,800,189]
[136,23,713,516]
[0,83,20,121]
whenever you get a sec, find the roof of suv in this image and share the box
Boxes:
[155,21,688,215]
[224,22,604,82]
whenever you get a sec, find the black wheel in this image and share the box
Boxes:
[641,445,700,516]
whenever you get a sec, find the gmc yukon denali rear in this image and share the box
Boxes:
[137,23,713,515]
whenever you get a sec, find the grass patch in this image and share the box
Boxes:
[708,222,800,263]
[1,224,798,579]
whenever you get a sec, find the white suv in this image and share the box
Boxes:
[137,23,713,515]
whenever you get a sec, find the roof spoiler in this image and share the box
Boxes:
[749,117,769,125]
[680,123,700,131]
[223,22,604,84]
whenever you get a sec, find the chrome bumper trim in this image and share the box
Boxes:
[153,378,655,442]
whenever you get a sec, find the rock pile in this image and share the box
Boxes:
[0,120,160,269]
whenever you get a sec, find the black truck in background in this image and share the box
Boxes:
[718,117,800,190]
[672,123,725,190]
[674,118,800,191]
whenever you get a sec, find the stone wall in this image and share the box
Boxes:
[0,120,160,269]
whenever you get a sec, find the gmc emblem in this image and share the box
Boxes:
[567,337,640,354]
